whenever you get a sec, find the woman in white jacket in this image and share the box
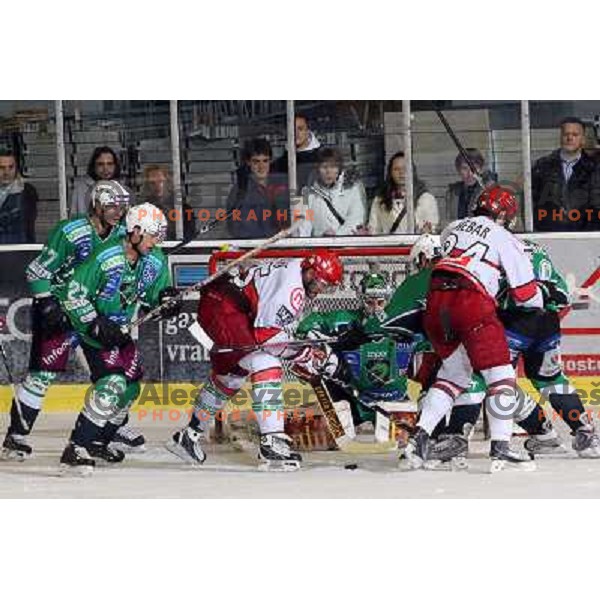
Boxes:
[295,147,367,237]
[368,151,439,234]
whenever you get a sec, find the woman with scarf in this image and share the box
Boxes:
[368,151,439,234]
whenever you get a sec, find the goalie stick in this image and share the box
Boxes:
[291,367,399,453]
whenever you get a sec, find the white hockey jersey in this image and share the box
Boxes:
[232,258,306,345]
[437,216,542,308]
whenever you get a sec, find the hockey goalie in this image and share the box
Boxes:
[167,249,344,471]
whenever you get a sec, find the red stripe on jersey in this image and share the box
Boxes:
[510,280,538,303]
[254,327,282,344]
[448,248,500,271]
[251,367,283,384]
[243,281,259,318]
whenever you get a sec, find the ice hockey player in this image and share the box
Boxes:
[166,250,344,471]
[1,180,141,461]
[383,233,486,464]
[405,186,542,470]
[56,203,181,473]
[498,240,600,457]
[295,271,415,438]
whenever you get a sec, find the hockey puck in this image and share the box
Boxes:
[344,463,359,470]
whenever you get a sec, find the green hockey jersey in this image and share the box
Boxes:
[297,308,412,403]
[383,268,486,395]
[500,240,570,312]
[57,238,171,348]
[26,216,125,298]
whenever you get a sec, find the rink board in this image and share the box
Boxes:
[1,378,600,414]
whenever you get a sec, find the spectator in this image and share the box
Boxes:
[296,147,367,237]
[0,149,38,243]
[70,146,122,216]
[138,165,195,240]
[368,151,438,234]
[443,148,497,226]
[226,138,289,239]
[532,117,600,231]
[272,113,321,192]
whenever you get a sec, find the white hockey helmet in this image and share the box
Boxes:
[409,233,442,269]
[91,180,130,209]
[126,202,168,242]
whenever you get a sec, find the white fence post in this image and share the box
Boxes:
[170,100,184,240]
[55,100,68,219]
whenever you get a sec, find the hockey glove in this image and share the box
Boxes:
[538,281,569,309]
[33,296,70,334]
[292,343,340,380]
[89,316,131,348]
[156,287,183,320]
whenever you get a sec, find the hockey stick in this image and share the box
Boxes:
[211,336,338,354]
[164,203,245,257]
[434,107,487,190]
[130,219,303,331]
[0,338,28,433]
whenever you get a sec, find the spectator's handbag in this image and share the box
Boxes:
[309,186,345,227]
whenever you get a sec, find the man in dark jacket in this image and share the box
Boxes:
[226,138,289,239]
[0,149,38,243]
[272,114,321,193]
[532,117,600,231]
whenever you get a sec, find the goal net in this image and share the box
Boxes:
[208,245,414,371]
[207,246,415,448]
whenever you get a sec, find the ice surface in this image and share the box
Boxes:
[2,412,600,498]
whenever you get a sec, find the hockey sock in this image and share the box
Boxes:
[7,400,40,436]
[446,403,482,435]
[250,367,284,435]
[547,393,587,433]
[516,403,548,436]
[417,386,456,435]
[485,388,518,442]
[192,378,231,432]
[71,413,104,448]
[99,382,142,445]
[8,371,56,435]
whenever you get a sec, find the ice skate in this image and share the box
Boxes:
[402,427,430,470]
[524,430,567,456]
[428,434,469,471]
[166,427,207,465]
[572,426,600,458]
[88,442,125,464]
[1,433,32,462]
[489,440,536,473]
[59,443,95,476]
[111,422,146,453]
[258,433,302,472]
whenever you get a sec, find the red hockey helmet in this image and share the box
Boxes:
[301,250,343,286]
[473,185,519,227]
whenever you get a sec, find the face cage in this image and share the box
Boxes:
[363,294,389,315]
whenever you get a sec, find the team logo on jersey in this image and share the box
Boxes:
[276,305,295,327]
[290,287,304,314]
[366,358,391,385]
